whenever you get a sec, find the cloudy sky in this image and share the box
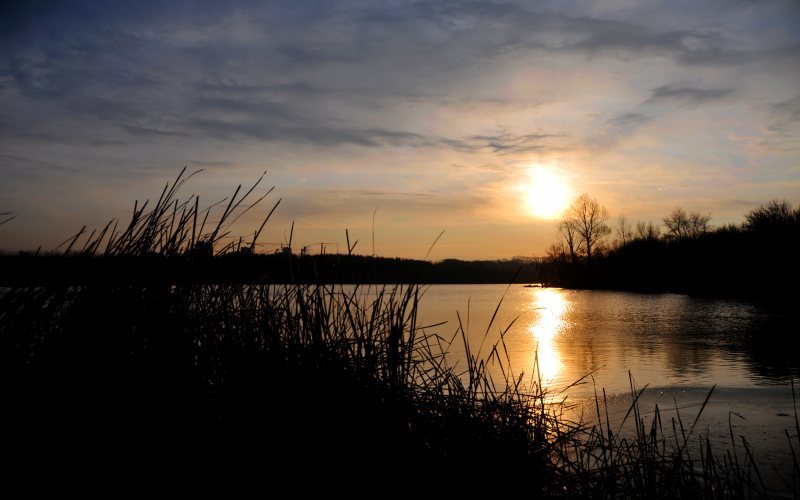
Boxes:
[1,0,799,259]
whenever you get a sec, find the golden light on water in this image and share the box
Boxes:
[525,166,571,220]
[528,289,568,384]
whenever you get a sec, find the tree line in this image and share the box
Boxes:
[0,251,542,286]
[543,195,800,300]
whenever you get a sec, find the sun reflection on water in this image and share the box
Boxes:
[528,289,568,387]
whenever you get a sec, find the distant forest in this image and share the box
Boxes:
[0,252,541,286]
[543,198,800,300]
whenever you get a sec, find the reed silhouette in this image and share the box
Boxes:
[1,171,797,496]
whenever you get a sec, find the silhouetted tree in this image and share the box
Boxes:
[663,208,711,239]
[567,193,611,263]
[616,215,632,246]
[743,199,798,232]
[545,197,799,297]
[545,242,568,263]
[635,221,661,240]
[558,219,582,263]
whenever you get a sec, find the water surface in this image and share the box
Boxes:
[416,285,799,481]
[416,285,798,393]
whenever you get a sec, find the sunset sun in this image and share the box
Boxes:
[525,167,571,220]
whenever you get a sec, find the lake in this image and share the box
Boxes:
[414,285,800,485]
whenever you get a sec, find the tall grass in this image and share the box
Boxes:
[1,171,797,496]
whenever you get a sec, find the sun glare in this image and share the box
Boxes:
[527,288,568,386]
[525,167,570,220]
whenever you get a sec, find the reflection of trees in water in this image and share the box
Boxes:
[738,312,800,380]
[566,335,601,382]
[694,300,800,381]
[557,291,800,384]
[664,341,712,377]
[663,298,800,381]
[458,287,800,389]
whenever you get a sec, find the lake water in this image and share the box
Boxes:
[414,285,800,485]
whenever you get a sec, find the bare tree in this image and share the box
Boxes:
[663,208,711,239]
[635,221,661,240]
[616,215,632,246]
[744,199,797,231]
[545,242,569,264]
[558,219,582,263]
[568,193,611,263]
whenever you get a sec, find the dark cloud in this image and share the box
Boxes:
[178,116,432,148]
[608,113,652,127]
[442,132,559,154]
[0,117,131,147]
[191,78,321,96]
[187,159,237,168]
[759,95,800,151]
[88,139,128,147]
[0,0,790,154]
[355,1,785,69]
[562,18,695,56]
[0,154,80,174]
[646,85,734,106]
[562,21,778,69]
[276,45,355,65]
[677,42,800,67]
[768,95,800,133]
[191,96,298,121]
[118,124,192,138]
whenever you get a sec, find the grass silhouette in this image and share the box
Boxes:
[0,170,797,496]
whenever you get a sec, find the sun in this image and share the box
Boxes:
[525,167,571,219]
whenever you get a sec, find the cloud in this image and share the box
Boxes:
[442,131,560,154]
[645,85,734,106]
[1,0,799,256]
[358,190,434,198]
[186,159,237,168]
[562,18,695,56]
[190,77,322,96]
[276,45,355,65]
[276,188,490,222]
[119,123,191,138]
[0,2,783,150]
[0,154,80,174]
[768,95,800,133]
[607,113,651,127]
[192,96,297,118]
[179,117,433,147]
[676,42,800,68]
[759,95,800,151]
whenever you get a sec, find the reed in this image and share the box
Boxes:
[0,171,795,496]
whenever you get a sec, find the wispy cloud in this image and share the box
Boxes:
[442,132,561,154]
[187,159,237,168]
[645,85,734,107]
[768,95,800,133]
[608,113,651,127]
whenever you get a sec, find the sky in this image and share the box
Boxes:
[1,0,799,259]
